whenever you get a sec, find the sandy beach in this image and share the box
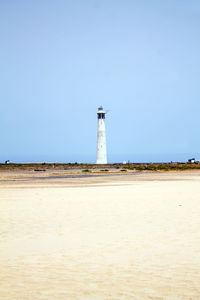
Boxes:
[0,171,200,299]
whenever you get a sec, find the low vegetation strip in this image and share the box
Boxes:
[0,162,200,172]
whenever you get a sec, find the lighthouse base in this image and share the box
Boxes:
[96,158,107,164]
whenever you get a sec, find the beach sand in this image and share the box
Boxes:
[0,171,200,299]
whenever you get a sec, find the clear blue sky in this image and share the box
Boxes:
[1,0,200,163]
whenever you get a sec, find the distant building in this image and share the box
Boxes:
[188,158,200,164]
[5,160,10,164]
[188,158,195,163]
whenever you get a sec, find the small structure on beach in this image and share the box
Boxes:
[188,158,200,164]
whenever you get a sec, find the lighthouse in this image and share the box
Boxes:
[96,106,107,164]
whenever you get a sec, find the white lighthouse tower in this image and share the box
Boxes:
[96,106,107,164]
